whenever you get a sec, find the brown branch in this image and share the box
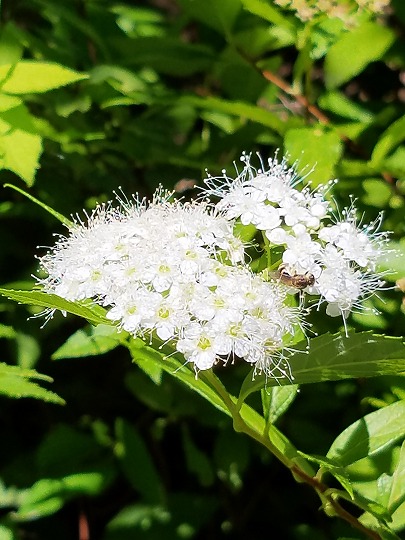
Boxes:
[79,508,90,540]
[260,68,398,189]
[261,69,330,125]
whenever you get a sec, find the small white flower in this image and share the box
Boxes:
[176,322,221,371]
[318,215,383,270]
[282,228,322,272]
[38,187,299,375]
[107,289,162,334]
[202,152,387,324]
[38,152,389,377]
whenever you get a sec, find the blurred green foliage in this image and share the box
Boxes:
[1,0,405,538]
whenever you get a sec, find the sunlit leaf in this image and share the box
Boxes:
[284,127,343,185]
[239,332,405,403]
[0,94,22,112]
[0,288,108,326]
[327,400,405,466]
[52,325,125,360]
[0,103,43,185]
[318,91,374,122]
[0,128,42,185]
[262,385,298,424]
[388,441,405,514]
[241,0,296,31]
[0,61,88,94]
[0,362,64,404]
[377,241,405,281]
[324,22,395,88]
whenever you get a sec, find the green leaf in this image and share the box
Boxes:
[0,103,43,185]
[284,127,343,185]
[182,95,285,133]
[0,94,22,112]
[0,126,42,185]
[352,489,394,525]
[362,179,392,209]
[104,503,171,537]
[370,114,405,167]
[15,472,108,520]
[177,0,241,35]
[127,341,230,416]
[0,61,88,94]
[262,385,298,424]
[104,493,218,538]
[182,427,215,487]
[52,325,124,360]
[0,363,53,384]
[358,514,403,540]
[327,400,405,467]
[127,340,310,471]
[0,23,24,66]
[296,452,354,498]
[324,22,395,88]
[383,146,405,177]
[213,430,249,491]
[0,523,16,540]
[114,37,214,77]
[0,324,17,339]
[318,91,374,122]
[241,0,296,32]
[31,0,111,60]
[377,241,405,281]
[3,184,72,226]
[338,158,379,177]
[136,354,163,385]
[0,288,108,327]
[125,370,174,413]
[238,332,405,401]
[89,65,149,97]
[388,441,405,514]
[0,362,64,404]
[15,332,40,370]
[115,418,163,504]
[111,5,165,39]
[36,424,112,477]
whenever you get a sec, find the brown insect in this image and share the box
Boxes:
[277,263,315,290]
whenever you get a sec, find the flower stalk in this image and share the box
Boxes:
[202,371,383,540]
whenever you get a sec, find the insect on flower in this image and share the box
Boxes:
[277,263,315,290]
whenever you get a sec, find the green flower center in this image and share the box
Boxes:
[197,336,212,350]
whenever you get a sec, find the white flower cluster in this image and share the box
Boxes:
[38,153,387,375]
[38,191,298,375]
[203,153,386,321]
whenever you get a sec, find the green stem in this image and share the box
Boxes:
[202,371,382,540]
[203,371,295,469]
[262,231,272,269]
